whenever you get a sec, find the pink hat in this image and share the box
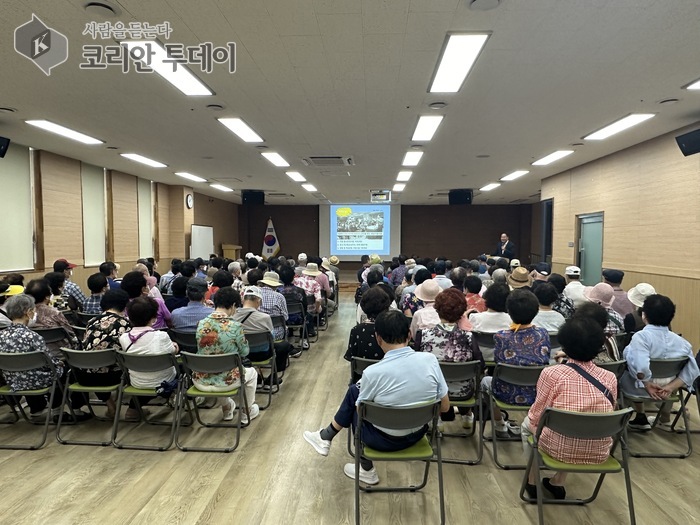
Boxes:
[583,282,615,309]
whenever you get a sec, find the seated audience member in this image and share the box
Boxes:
[602,269,635,318]
[345,287,393,369]
[242,257,259,285]
[563,265,586,308]
[257,271,291,342]
[207,257,223,281]
[195,287,259,423]
[357,270,389,323]
[356,254,370,283]
[120,271,171,330]
[147,257,161,283]
[53,259,87,310]
[401,268,432,315]
[25,279,79,358]
[409,280,441,340]
[532,283,566,332]
[170,278,214,331]
[206,270,234,302]
[547,273,575,319]
[394,259,416,300]
[118,296,178,421]
[78,289,132,417]
[532,262,551,285]
[582,283,624,336]
[389,254,408,287]
[165,276,190,313]
[194,258,208,279]
[464,275,486,314]
[232,286,292,388]
[44,271,68,310]
[1,283,25,329]
[469,283,511,333]
[482,289,551,438]
[277,266,313,344]
[320,258,337,291]
[133,263,163,301]
[293,263,323,318]
[522,317,618,500]
[622,294,700,431]
[99,261,121,290]
[506,266,533,290]
[3,273,25,287]
[227,261,247,293]
[449,266,467,293]
[327,255,341,283]
[83,273,109,315]
[159,258,182,293]
[624,283,656,334]
[303,310,450,485]
[432,261,452,290]
[566,302,621,363]
[297,253,308,269]
[417,287,484,429]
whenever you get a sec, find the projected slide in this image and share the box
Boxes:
[330,204,391,255]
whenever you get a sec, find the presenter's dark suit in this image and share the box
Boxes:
[493,241,516,260]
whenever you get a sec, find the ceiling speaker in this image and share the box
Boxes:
[0,137,10,159]
[675,129,700,156]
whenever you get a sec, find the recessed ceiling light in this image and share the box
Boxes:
[206,104,225,111]
[583,113,655,140]
[210,183,233,192]
[26,119,103,145]
[261,152,290,167]
[120,153,167,168]
[500,170,529,181]
[402,151,424,166]
[397,171,412,182]
[106,146,119,150]
[175,172,207,183]
[0,107,17,113]
[122,41,213,96]
[476,154,490,158]
[218,118,264,143]
[429,33,490,93]
[412,115,444,141]
[479,182,500,191]
[658,98,679,105]
[393,183,406,192]
[286,171,306,182]
[428,102,447,110]
[532,150,574,166]
[302,183,317,192]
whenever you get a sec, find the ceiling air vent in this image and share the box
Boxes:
[302,156,354,167]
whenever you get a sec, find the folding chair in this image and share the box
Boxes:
[270,315,287,343]
[355,401,445,525]
[548,333,561,363]
[56,348,120,446]
[244,331,277,410]
[71,325,86,348]
[671,375,700,434]
[623,357,692,458]
[0,351,58,450]
[176,352,248,452]
[437,361,484,465]
[347,357,380,457]
[112,351,183,451]
[597,360,627,405]
[76,312,99,327]
[306,295,321,342]
[319,290,329,331]
[519,407,636,525]
[33,326,72,347]
[167,329,198,353]
[488,363,547,469]
[285,299,308,348]
[472,332,496,366]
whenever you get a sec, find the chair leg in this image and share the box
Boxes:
[622,446,637,525]
[435,437,446,525]
[355,429,361,525]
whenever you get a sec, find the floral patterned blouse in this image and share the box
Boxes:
[0,324,64,391]
[402,292,425,316]
[194,312,249,389]
[34,303,79,359]
[492,326,551,405]
[83,312,132,373]
[418,324,484,399]
[344,321,384,381]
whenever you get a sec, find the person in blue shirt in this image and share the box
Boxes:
[170,278,213,331]
[303,310,449,486]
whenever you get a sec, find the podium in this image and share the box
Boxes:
[222,244,242,260]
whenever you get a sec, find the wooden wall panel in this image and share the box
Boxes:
[157,183,172,260]
[110,171,139,261]
[193,193,239,254]
[40,151,84,267]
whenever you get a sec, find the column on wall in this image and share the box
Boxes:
[166,185,194,259]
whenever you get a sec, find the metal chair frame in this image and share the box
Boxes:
[167,329,198,354]
[244,331,278,410]
[346,357,380,457]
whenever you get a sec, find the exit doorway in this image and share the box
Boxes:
[577,213,603,286]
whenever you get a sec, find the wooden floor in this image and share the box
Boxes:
[1,295,699,525]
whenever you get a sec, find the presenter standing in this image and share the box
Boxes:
[493,233,516,260]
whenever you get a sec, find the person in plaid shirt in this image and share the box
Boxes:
[522,317,617,500]
[82,273,108,315]
[53,259,87,310]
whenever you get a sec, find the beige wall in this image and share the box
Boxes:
[193,192,239,255]
[109,171,140,262]
[543,123,700,347]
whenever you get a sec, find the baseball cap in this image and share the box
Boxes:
[243,285,263,299]
[53,259,77,272]
[565,266,581,276]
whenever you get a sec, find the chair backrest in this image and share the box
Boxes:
[62,347,117,370]
[472,331,496,361]
[351,357,380,378]
[596,360,627,379]
[538,407,634,440]
[244,331,274,352]
[306,294,316,307]
[0,351,55,373]
[180,351,244,375]
[116,350,179,374]
[168,329,198,352]
[270,315,286,334]
[548,333,560,350]
[33,327,71,344]
[285,300,305,317]
[77,312,98,326]
[360,400,440,431]
[71,325,87,342]
[438,360,482,383]
[493,363,546,387]
[649,357,689,378]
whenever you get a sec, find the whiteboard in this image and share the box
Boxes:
[191,224,214,259]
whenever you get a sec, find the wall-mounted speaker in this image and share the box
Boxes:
[448,189,473,205]
[0,136,10,158]
[675,129,700,156]
[242,190,265,205]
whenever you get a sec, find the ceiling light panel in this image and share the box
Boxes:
[397,171,413,182]
[261,152,290,167]
[218,118,264,143]
[122,41,212,96]
[583,114,655,140]
[393,183,406,192]
[286,171,306,182]
[500,170,529,181]
[429,33,490,93]
[175,172,207,182]
[402,151,424,166]
[120,153,167,168]
[479,182,500,191]
[210,183,233,192]
[25,120,102,145]
[302,183,317,192]
[412,115,444,141]
[532,150,574,166]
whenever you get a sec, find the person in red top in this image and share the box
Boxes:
[522,317,617,500]
[464,275,486,314]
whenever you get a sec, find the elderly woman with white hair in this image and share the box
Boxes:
[227,261,246,293]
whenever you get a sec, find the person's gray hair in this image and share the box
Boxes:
[370,263,384,274]
[492,268,508,284]
[5,294,35,320]
[228,261,241,274]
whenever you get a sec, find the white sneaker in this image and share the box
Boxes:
[648,416,676,432]
[343,463,379,485]
[241,403,260,425]
[303,429,331,456]
[461,413,475,429]
[221,398,236,421]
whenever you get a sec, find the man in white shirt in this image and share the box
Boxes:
[563,266,586,308]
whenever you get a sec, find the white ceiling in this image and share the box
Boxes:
[2,0,700,205]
